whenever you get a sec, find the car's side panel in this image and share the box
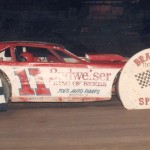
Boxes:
[0,63,121,102]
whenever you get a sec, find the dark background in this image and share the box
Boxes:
[0,0,149,57]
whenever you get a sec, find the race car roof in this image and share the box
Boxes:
[0,41,65,50]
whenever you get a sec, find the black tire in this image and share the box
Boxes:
[0,74,11,111]
[114,72,121,101]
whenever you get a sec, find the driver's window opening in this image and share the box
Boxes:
[15,46,59,62]
[0,47,11,62]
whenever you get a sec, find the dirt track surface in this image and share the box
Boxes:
[1,97,150,150]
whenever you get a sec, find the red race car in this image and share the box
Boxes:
[0,41,149,110]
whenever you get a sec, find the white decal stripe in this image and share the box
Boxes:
[0,95,5,103]
[0,79,2,87]
[0,79,5,104]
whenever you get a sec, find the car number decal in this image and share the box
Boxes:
[14,68,51,96]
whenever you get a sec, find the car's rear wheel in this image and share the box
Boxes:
[0,74,11,111]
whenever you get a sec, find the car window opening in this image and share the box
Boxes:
[15,46,60,63]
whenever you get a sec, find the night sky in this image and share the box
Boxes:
[0,0,82,11]
[0,0,149,10]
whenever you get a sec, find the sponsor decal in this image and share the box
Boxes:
[118,48,150,109]
[12,67,118,101]
[139,97,150,105]
[135,70,150,88]
[57,88,100,95]
[134,52,150,67]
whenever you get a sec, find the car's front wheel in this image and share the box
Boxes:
[0,74,11,111]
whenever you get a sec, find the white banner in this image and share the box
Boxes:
[118,48,150,109]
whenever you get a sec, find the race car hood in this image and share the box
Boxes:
[85,53,127,62]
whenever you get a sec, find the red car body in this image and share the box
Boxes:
[0,41,126,107]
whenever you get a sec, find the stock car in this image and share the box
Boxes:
[0,41,149,110]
